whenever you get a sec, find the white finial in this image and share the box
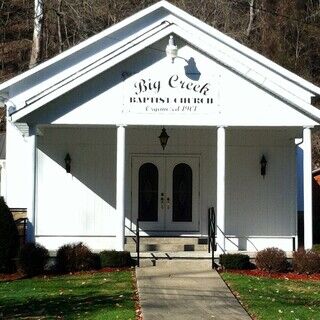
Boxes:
[166,35,178,63]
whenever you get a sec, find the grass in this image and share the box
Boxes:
[221,272,320,320]
[0,271,136,320]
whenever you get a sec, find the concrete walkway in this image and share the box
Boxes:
[136,260,252,320]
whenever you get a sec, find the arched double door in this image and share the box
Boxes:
[132,156,199,232]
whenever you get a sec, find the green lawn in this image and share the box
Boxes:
[221,272,320,320]
[0,271,136,320]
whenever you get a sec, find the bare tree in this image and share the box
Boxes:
[56,0,63,53]
[246,0,255,37]
[29,0,44,68]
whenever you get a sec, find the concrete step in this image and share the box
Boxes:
[132,252,217,267]
[126,237,207,244]
[131,251,214,259]
[125,237,209,252]
[126,243,208,252]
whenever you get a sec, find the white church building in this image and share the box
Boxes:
[0,1,319,253]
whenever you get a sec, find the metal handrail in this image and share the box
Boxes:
[208,207,216,269]
[136,219,140,267]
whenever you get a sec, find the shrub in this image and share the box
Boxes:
[92,253,102,270]
[219,254,251,270]
[100,251,133,268]
[56,242,98,273]
[19,243,49,276]
[293,249,320,274]
[312,244,320,254]
[255,247,288,273]
[0,197,19,273]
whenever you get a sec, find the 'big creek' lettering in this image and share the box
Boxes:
[134,74,210,96]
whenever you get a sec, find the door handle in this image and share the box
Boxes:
[161,193,164,209]
[167,197,170,209]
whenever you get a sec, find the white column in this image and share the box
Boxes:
[116,125,126,251]
[303,127,313,249]
[27,127,37,243]
[216,126,226,252]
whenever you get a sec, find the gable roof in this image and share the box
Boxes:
[1,0,320,123]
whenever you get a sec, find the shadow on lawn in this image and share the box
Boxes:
[250,292,320,308]
[0,291,134,318]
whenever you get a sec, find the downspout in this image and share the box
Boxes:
[27,126,37,243]
[295,136,304,251]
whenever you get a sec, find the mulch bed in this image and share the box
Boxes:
[223,269,320,281]
[0,272,23,281]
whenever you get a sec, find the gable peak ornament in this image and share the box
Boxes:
[166,35,178,63]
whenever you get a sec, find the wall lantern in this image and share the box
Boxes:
[260,155,267,178]
[159,127,170,150]
[166,35,178,63]
[64,153,71,173]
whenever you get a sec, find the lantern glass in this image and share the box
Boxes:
[159,128,169,150]
[260,155,267,177]
[65,153,71,173]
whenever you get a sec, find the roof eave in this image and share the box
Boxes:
[0,1,168,93]
[10,25,320,124]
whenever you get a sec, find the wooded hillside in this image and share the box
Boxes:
[1,0,320,164]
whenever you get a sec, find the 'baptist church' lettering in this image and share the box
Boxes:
[130,97,214,104]
[134,75,210,96]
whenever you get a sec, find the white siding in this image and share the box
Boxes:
[225,129,297,250]
[36,127,117,248]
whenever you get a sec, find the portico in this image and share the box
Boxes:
[0,1,319,253]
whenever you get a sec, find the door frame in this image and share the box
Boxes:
[130,153,201,236]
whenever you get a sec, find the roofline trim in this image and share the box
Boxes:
[10,24,320,123]
[0,1,167,92]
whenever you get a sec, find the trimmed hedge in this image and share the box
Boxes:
[219,253,251,270]
[255,247,288,273]
[99,251,133,268]
[0,197,19,273]
[19,243,49,277]
[56,242,99,273]
[293,249,320,274]
[312,244,320,254]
